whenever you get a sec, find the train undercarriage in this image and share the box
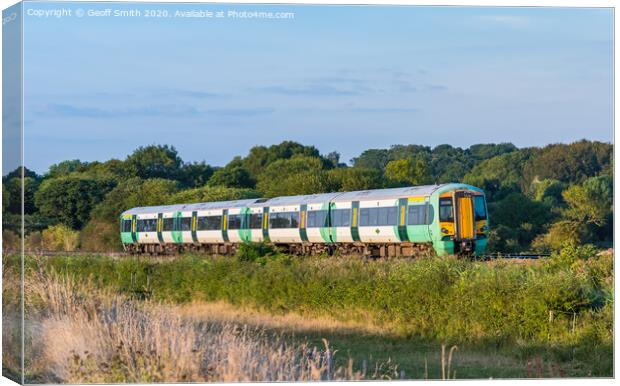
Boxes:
[123,241,435,258]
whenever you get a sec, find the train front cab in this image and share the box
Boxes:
[431,185,488,256]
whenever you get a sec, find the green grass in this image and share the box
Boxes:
[12,244,614,377]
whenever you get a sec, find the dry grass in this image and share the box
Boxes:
[2,253,22,382]
[173,300,388,336]
[23,269,400,383]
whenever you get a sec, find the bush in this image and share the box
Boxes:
[80,220,122,252]
[25,231,43,252]
[42,225,80,252]
[235,242,278,263]
[2,230,19,252]
[40,251,612,360]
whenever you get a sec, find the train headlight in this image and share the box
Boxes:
[441,228,449,234]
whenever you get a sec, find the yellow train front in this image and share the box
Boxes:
[120,183,489,257]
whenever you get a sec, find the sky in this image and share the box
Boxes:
[15,2,614,174]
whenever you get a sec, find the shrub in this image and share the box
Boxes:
[25,231,43,252]
[39,250,612,375]
[80,220,122,252]
[235,242,277,263]
[2,230,19,252]
[42,225,80,252]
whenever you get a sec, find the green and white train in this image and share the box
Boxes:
[120,183,489,257]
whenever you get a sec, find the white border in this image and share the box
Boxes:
[0,1,616,386]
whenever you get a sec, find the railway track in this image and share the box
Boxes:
[18,250,551,260]
[479,253,550,260]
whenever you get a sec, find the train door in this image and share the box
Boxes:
[327,202,336,243]
[454,191,475,241]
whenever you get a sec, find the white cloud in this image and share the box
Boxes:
[477,15,531,28]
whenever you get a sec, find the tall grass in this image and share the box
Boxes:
[34,247,612,343]
[13,244,614,378]
[21,268,399,383]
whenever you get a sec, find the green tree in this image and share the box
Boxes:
[463,151,533,200]
[207,165,255,188]
[468,143,517,160]
[387,144,432,163]
[256,155,333,197]
[77,159,135,182]
[83,178,179,251]
[2,184,9,213]
[325,151,343,168]
[351,149,389,170]
[327,167,383,191]
[240,141,323,178]
[523,140,612,186]
[178,162,214,188]
[35,176,116,229]
[169,185,260,204]
[90,178,179,223]
[125,144,183,180]
[530,179,566,207]
[487,192,552,252]
[429,145,470,183]
[47,159,89,178]
[5,176,40,215]
[533,176,612,251]
[3,166,38,181]
[384,156,431,186]
[563,176,613,227]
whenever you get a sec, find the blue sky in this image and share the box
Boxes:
[19,2,613,174]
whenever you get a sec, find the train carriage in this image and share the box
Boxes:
[120,183,489,257]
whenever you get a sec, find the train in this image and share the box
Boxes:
[120,183,489,257]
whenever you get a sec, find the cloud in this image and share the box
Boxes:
[309,76,368,85]
[477,15,531,28]
[257,84,362,97]
[394,80,417,93]
[36,104,273,119]
[348,107,419,113]
[152,89,223,99]
[422,84,447,91]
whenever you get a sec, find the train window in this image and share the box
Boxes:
[137,219,157,232]
[439,198,454,222]
[270,213,285,229]
[408,205,426,225]
[330,209,351,227]
[306,211,315,227]
[162,218,173,231]
[180,217,192,231]
[427,204,435,224]
[269,212,299,229]
[307,210,328,228]
[474,196,487,221]
[269,212,289,229]
[383,207,398,226]
[359,207,398,226]
[197,216,221,231]
[290,212,299,228]
[121,219,132,233]
[228,214,242,230]
[359,208,370,226]
[367,208,378,226]
[249,213,263,229]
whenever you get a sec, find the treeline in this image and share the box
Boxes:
[1,140,613,253]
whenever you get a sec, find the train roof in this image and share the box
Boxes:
[331,184,446,201]
[121,184,457,216]
[121,198,259,215]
